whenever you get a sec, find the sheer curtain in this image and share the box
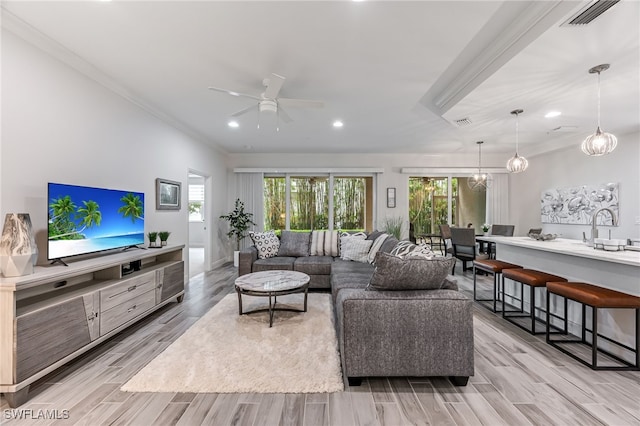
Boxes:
[486,173,509,226]
[233,172,264,249]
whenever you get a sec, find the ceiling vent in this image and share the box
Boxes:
[562,0,619,26]
[453,117,472,127]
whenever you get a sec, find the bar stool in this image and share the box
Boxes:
[472,259,523,312]
[501,268,567,334]
[546,282,640,370]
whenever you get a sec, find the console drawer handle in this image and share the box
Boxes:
[128,285,137,292]
[128,304,137,313]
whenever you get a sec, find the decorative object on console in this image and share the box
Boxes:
[158,231,171,246]
[156,178,181,210]
[541,182,618,225]
[506,109,529,173]
[0,213,37,277]
[147,231,159,248]
[468,141,492,191]
[581,64,617,156]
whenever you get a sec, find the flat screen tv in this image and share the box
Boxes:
[47,182,145,262]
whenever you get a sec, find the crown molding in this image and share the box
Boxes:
[1,7,228,156]
[402,167,508,175]
[234,167,385,174]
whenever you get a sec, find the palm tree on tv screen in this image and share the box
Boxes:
[118,193,144,222]
[77,200,102,230]
[49,196,102,240]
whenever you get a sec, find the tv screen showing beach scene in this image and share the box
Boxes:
[48,182,145,260]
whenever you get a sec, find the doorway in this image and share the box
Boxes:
[187,171,210,278]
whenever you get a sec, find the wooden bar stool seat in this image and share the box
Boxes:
[472,259,522,312]
[501,268,567,334]
[546,282,640,370]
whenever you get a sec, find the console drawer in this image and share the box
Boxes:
[100,290,156,336]
[100,272,155,312]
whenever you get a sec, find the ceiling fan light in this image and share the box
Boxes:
[506,153,528,173]
[581,126,617,156]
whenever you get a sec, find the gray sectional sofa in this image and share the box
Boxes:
[238,231,475,386]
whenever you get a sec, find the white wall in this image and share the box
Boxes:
[510,131,640,241]
[1,30,230,274]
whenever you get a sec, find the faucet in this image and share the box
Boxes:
[586,207,618,247]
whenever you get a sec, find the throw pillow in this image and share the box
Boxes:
[404,243,436,260]
[339,231,367,256]
[249,230,280,260]
[278,231,310,257]
[366,230,385,241]
[310,230,325,256]
[324,230,339,257]
[340,238,373,263]
[367,233,389,264]
[389,240,416,257]
[368,252,455,291]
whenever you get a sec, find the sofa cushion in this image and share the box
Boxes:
[249,230,280,259]
[368,252,455,291]
[367,233,389,263]
[341,238,373,263]
[331,271,374,304]
[332,258,376,274]
[278,231,310,257]
[252,256,296,272]
[294,256,333,275]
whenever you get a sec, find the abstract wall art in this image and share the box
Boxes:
[541,182,619,225]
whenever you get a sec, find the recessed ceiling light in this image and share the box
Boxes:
[333,120,344,128]
[545,111,562,118]
[228,121,239,128]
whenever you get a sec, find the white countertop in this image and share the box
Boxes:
[479,236,640,267]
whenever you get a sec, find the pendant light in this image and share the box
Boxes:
[581,64,617,156]
[468,141,492,192]
[506,109,528,173]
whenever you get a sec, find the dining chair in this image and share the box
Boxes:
[487,224,515,258]
[450,227,489,274]
[439,224,453,256]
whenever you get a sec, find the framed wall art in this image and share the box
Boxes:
[156,178,181,211]
[540,182,618,225]
[387,187,396,208]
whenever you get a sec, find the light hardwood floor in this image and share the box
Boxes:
[1,263,639,425]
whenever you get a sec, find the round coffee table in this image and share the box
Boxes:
[234,270,310,327]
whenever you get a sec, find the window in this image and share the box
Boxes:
[263,174,374,232]
[188,183,205,222]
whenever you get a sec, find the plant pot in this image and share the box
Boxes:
[161,240,167,246]
[233,251,240,268]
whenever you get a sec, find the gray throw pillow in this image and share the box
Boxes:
[278,231,311,257]
[368,252,455,291]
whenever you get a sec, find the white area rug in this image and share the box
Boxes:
[121,293,344,393]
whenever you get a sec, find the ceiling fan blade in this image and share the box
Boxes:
[263,73,286,99]
[231,104,259,117]
[278,107,293,124]
[208,86,261,101]
[278,98,324,108]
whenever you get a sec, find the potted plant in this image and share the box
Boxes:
[148,231,158,248]
[158,231,171,246]
[219,198,255,267]
[482,224,490,235]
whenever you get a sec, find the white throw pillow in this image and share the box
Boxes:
[249,230,280,259]
[367,233,389,263]
[340,238,373,263]
[404,243,437,260]
[339,231,367,256]
[324,230,339,257]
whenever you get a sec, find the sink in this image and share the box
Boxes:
[594,238,626,251]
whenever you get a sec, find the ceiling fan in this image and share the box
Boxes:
[208,73,324,126]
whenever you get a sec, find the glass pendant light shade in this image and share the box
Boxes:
[582,64,617,156]
[468,141,492,191]
[506,109,528,173]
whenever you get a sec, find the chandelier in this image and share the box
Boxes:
[468,141,492,192]
[506,109,529,173]
[581,64,617,156]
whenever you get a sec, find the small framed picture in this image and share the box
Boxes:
[156,178,181,210]
[387,187,396,208]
